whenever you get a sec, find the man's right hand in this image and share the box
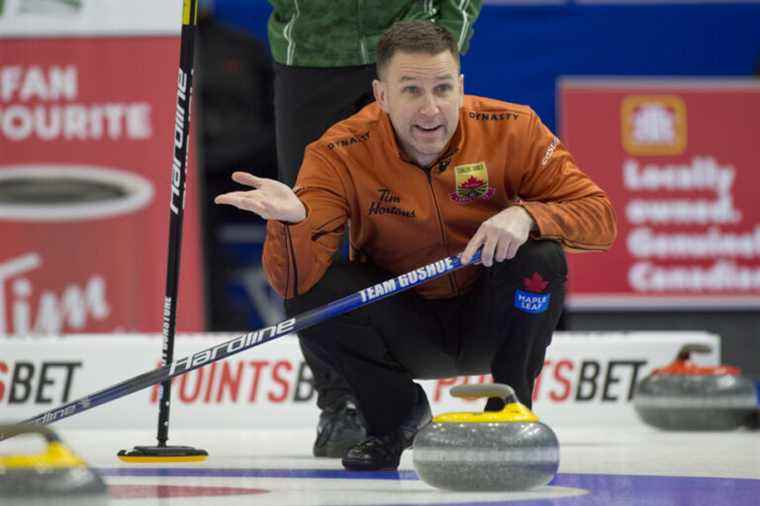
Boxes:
[214,171,306,223]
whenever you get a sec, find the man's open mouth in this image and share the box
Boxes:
[415,125,443,133]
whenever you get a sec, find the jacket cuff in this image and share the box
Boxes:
[517,202,553,238]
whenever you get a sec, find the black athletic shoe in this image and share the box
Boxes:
[341,433,405,471]
[341,385,432,471]
[313,400,367,458]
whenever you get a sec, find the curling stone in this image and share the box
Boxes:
[633,344,758,431]
[0,424,107,503]
[413,383,559,491]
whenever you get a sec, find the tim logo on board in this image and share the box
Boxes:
[514,272,550,314]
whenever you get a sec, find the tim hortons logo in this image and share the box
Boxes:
[0,253,110,335]
[368,189,416,218]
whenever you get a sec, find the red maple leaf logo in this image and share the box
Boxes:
[523,272,548,292]
[460,175,485,189]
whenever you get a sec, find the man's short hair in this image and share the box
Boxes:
[376,21,460,79]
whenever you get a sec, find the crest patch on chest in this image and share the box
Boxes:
[449,162,495,204]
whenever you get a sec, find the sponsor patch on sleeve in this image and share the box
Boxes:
[541,136,559,167]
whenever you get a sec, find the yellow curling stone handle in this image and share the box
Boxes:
[0,424,86,469]
[433,383,539,423]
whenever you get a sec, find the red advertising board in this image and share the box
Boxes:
[0,37,205,334]
[559,79,760,309]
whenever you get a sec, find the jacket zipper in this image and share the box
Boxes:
[425,169,459,295]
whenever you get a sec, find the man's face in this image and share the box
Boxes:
[373,50,464,167]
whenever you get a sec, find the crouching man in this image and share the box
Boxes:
[216,20,616,471]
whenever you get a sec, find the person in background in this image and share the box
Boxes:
[266,1,483,459]
[196,3,277,330]
[217,20,616,470]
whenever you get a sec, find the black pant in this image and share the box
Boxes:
[274,63,377,410]
[285,240,567,436]
[273,63,377,187]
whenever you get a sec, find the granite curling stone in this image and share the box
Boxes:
[633,344,758,431]
[413,383,559,491]
[0,424,108,505]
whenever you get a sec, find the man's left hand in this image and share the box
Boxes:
[461,207,535,266]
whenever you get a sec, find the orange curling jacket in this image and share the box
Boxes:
[263,95,617,300]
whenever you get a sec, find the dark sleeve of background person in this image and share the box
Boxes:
[197,15,276,177]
